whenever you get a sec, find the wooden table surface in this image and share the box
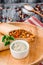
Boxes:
[0,23,43,65]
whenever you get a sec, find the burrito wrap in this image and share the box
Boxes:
[0,22,37,51]
[0,23,37,36]
[0,23,20,35]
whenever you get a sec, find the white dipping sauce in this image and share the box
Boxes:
[10,40,29,59]
[12,42,27,51]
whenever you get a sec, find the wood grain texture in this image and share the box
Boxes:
[0,22,43,65]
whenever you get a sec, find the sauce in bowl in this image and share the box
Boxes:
[10,40,29,59]
[12,42,27,52]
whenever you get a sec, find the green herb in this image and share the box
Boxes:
[9,36,14,40]
[2,35,6,42]
[2,35,15,46]
[4,40,10,46]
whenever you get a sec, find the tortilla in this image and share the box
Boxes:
[0,23,37,36]
[0,23,37,41]
[0,22,37,51]
[0,23,20,35]
[9,22,37,36]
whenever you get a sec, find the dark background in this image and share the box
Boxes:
[0,0,43,3]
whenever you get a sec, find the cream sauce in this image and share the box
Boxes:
[12,42,27,51]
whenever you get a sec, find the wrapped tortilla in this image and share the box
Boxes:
[0,23,37,36]
[0,22,37,51]
[0,23,37,41]
[0,23,20,35]
[9,22,37,36]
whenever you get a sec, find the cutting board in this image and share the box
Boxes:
[0,23,43,65]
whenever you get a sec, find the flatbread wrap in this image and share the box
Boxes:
[0,22,37,51]
[0,23,37,41]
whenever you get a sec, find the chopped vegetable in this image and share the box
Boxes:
[9,30,33,38]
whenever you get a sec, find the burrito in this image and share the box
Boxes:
[9,22,37,36]
[0,23,37,51]
[0,23,36,41]
[0,23,20,35]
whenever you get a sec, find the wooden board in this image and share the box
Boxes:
[0,23,43,65]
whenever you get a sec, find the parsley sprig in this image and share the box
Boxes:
[2,35,14,46]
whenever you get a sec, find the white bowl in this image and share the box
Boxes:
[10,40,29,59]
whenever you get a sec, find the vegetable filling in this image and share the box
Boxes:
[9,29,35,39]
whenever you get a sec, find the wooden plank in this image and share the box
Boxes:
[0,23,43,65]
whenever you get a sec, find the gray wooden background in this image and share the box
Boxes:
[0,0,43,22]
[0,0,43,3]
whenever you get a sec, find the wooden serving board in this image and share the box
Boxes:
[0,23,43,65]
